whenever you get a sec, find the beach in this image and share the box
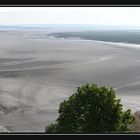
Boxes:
[0,29,140,132]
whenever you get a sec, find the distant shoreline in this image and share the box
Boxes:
[48,34,140,50]
[48,30,140,47]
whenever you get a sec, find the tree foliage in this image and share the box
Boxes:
[46,84,135,134]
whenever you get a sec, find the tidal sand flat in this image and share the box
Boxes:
[0,29,140,132]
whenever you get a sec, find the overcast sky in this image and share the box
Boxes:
[0,7,140,26]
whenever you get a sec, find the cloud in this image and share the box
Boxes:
[0,7,140,26]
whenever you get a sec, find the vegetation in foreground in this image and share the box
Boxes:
[46,84,135,134]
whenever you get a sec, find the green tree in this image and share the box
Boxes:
[46,84,135,134]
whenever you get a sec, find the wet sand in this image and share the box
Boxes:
[0,29,140,132]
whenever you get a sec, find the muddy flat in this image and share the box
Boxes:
[0,29,140,132]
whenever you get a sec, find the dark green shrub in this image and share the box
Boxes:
[46,84,135,134]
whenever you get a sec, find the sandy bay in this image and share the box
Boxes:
[0,29,140,132]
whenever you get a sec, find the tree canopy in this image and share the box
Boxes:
[46,84,135,134]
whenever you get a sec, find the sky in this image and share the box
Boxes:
[1,7,140,27]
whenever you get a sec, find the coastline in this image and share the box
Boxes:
[0,29,140,132]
